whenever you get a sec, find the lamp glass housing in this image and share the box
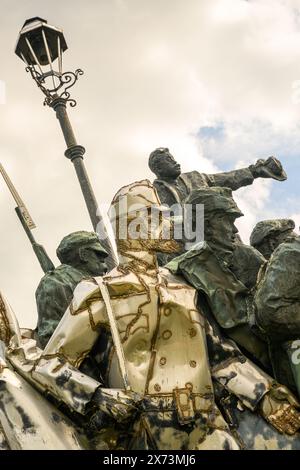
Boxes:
[15,17,68,90]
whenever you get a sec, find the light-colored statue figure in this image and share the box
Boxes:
[0,293,85,450]
[10,179,300,450]
[36,231,108,348]
[250,219,297,260]
[149,147,287,207]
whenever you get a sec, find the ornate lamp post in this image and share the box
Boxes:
[15,17,117,269]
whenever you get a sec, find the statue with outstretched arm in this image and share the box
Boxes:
[148,147,287,207]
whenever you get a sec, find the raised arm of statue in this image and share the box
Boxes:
[206,157,286,191]
[206,166,255,190]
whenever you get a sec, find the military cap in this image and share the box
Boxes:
[250,219,296,247]
[186,187,243,217]
[56,231,108,262]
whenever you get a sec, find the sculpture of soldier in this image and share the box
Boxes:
[249,219,298,392]
[12,180,300,450]
[148,148,286,266]
[148,147,287,208]
[36,231,108,348]
[167,186,269,370]
[0,292,85,450]
[250,218,297,260]
[255,232,300,397]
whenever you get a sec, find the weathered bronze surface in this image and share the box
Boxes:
[36,231,108,348]
[250,218,296,259]
[149,147,287,207]
[255,235,300,395]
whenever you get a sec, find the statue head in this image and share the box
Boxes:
[148,147,181,179]
[109,179,181,256]
[186,187,243,258]
[250,219,297,259]
[56,231,108,276]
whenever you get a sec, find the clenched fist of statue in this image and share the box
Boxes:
[260,384,300,435]
[90,388,141,427]
[249,157,287,181]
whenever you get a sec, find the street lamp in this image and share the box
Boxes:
[15,17,117,269]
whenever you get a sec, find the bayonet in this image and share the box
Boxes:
[0,162,55,273]
[0,163,35,230]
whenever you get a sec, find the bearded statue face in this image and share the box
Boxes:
[110,179,183,256]
[116,207,182,254]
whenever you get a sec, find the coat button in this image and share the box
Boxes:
[160,357,167,366]
[189,360,197,368]
[189,328,197,338]
[162,330,172,340]
[154,383,161,392]
[164,307,171,316]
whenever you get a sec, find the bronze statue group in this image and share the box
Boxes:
[1,147,300,450]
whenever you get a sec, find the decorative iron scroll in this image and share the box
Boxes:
[25,66,84,107]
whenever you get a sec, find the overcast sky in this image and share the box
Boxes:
[1,0,300,327]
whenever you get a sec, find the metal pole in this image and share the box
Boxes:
[50,96,117,270]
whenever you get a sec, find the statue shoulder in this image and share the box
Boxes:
[35,265,85,300]
[166,242,209,274]
[152,178,177,205]
[37,264,84,287]
[159,266,196,291]
[71,266,147,314]
[275,236,300,256]
[153,178,168,193]
[268,237,300,273]
[231,244,266,289]
[104,267,147,297]
[181,170,201,179]
[256,237,300,303]
[180,170,209,187]
[70,278,100,312]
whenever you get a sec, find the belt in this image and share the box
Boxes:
[141,388,214,425]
